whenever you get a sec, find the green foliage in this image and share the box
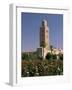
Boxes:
[21,59,63,77]
[50,45,53,53]
[27,64,36,76]
[46,53,52,60]
[22,53,29,60]
[22,52,38,61]
[21,51,63,77]
[46,53,57,60]
[59,53,63,60]
[52,54,57,59]
[37,56,43,60]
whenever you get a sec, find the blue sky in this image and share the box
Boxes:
[21,12,63,52]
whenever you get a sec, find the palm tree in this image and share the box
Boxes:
[50,45,53,53]
[50,45,53,59]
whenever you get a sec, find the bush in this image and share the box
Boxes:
[59,53,63,60]
[21,59,63,77]
[22,52,38,61]
[22,53,29,60]
[52,54,57,59]
[46,53,52,60]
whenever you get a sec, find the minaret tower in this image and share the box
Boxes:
[39,20,50,58]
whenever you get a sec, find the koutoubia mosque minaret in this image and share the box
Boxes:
[40,20,50,49]
[37,19,63,59]
[39,19,50,58]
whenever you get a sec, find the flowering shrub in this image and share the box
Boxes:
[21,59,63,77]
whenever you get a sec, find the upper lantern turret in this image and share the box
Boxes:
[42,19,48,26]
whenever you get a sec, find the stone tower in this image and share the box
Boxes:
[40,20,50,58]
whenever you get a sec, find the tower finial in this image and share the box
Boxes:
[42,19,48,26]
